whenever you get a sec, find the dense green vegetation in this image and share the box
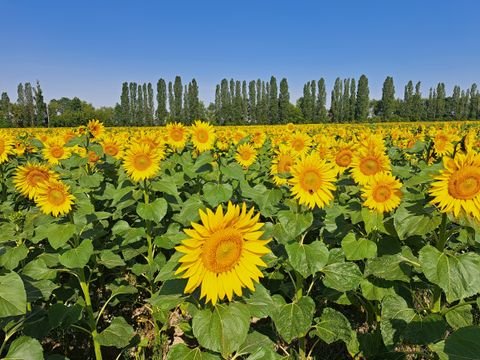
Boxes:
[1,76,479,127]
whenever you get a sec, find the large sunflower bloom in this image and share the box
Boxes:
[35,179,75,217]
[166,122,188,150]
[43,140,71,165]
[0,135,15,164]
[123,143,162,182]
[14,162,58,200]
[175,202,271,305]
[270,146,295,186]
[350,148,391,185]
[430,152,480,220]
[191,120,216,152]
[290,154,337,209]
[362,172,402,213]
[235,143,257,168]
[87,119,105,139]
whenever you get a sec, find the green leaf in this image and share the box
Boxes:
[203,183,233,207]
[274,210,313,243]
[22,258,57,280]
[237,331,276,356]
[136,198,168,223]
[96,316,135,348]
[322,262,362,292]
[341,233,377,260]
[0,244,28,270]
[173,195,203,226]
[365,247,418,282]
[442,326,480,360]
[98,250,126,268]
[380,294,417,348]
[312,307,353,345]
[394,203,441,240]
[285,241,329,278]
[166,344,220,360]
[151,178,180,198]
[0,271,27,317]
[4,336,43,360]
[244,284,275,318]
[59,240,94,269]
[361,208,386,234]
[419,245,480,302]
[48,303,83,329]
[445,305,473,330]
[192,303,250,357]
[271,295,315,343]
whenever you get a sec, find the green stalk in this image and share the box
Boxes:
[79,269,102,360]
[436,213,448,251]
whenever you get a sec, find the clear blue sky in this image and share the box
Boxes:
[1,0,479,107]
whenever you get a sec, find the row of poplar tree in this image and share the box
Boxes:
[1,76,479,127]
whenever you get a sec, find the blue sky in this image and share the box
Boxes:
[1,0,479,107]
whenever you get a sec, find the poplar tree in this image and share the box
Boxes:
[220,78,231,123]
[380,76,395,121]
[355,75,370,121]
[188,78,200,122]
[316,78,327,122]
[156,79,168,124]
[469,83,479,119]
[256,79,262,122]
[342,79,350,122]
[278,78,290,124]
[248,80,256,122]
[331,78,343,122]
[403,81,414,119]
[349,79,356,122]
[120,82,130,125]
[137,85,144,125]
[452,85,461,120]
[269,76,278,123]
[0,92,12,125]
[232,80,242,122]
[310,80,316,122]
[168,81,174,121]
[130,82,137,124]
[34,81,47,126]
[17,83,26,126]
[183,84,189,121]
[242,80,248,121]
[24,82,35,127]
[147,83,154,125]
[411,82,423,121]
[173,76,183,122]
[435,83,446,119]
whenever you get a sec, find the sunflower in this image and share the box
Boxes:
[166,122,188,150]
[43,139,71,165]
[14,162,58,200]
[175,202,271,305]
[101,136,123,159]
[87,119,105,139]
[430,152,480,220]
[270,146,295,186]
[290,154,337,209]
[288,132,312,156]
[191,120,216,152]
[235,143,257,168]
[362,172,402,213]
[123,143,162,182]
[0,135,14,163]
[350,148,391,185]
[332,145,355,175]
[35,179,75,217]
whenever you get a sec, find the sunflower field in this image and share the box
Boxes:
[1,120,480,360]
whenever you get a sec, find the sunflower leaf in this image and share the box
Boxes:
[192,303,250,358]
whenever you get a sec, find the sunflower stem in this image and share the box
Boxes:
[436,213,448,251]
[78,269,102,360]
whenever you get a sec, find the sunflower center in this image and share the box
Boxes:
[196,129,209,143]
[301,170,322,194]
[133,154,152,171]
[104,144,119,156]
[48,188,67,206]
[50,146,64,158]
[28,170,49,186]
[170,128,184,142]
[448,167,480,200]
[292,139,305,152]
[359,157,380,175]
[372,184,391,203]
[240,150,253,160]
[202,228,243,273]
[336,150,352,167]
[278,157,292,173]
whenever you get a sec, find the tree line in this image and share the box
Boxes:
[1,75,479,127]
